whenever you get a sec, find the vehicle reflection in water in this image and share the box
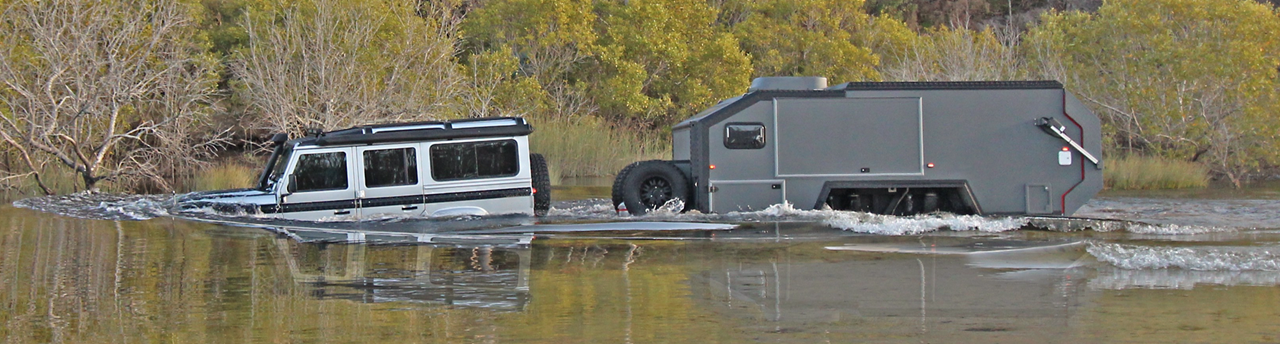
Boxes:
[273,237,532,311]
[691,224,1092,340]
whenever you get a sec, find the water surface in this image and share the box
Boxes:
[3,189,1280,343]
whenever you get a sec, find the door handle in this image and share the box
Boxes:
[401,205,419,211]
[334,209,351,215]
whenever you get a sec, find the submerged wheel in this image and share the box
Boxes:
[611,161,642,211]
[615,161,689,215]
[530,153,552,216]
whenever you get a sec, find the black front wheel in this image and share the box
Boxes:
[615,161,689,215]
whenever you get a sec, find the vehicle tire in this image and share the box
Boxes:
[922,192,939,213]
[616,160,689,215]
[530,153,552,217]
[611,161,643,211]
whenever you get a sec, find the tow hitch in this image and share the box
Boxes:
[1036,117,1102,170]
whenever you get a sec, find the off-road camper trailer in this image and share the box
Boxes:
[612,77,1103,217]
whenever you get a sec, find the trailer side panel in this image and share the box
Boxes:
[775,98,923,177]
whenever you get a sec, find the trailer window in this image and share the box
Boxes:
[725,123,766,149]
[293,152,348,192]
[430,140,519,181]
[363,147,418,187]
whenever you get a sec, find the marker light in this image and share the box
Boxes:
[926,163,935,168]
[709,164,717,170]
[1062,146,1070,151]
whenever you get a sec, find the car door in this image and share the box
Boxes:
[355,144,426,218]
[423,138,534,216]
[279,147,357,221]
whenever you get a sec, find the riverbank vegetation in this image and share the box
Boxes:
[1,0,1277,195]
[1104,155,1211,190]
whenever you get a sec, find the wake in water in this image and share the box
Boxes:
[595,201,1227,236]
[1088,243,1280,271]
[5,194,1243,237]
[12,191,172,221]
[1091,266,1280,290]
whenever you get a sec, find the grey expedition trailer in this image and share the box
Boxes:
[612,77,1103,217]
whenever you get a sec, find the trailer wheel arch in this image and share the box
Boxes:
[614,160,690,215]
[814,180,981,216]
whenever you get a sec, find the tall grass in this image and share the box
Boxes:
[188,159,260,191]
[0,165,82,200]
[529,117,669,184]
[1104,155,1209,190]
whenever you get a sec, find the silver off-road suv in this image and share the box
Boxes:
[179,117,551,221]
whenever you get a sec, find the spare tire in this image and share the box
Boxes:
[530,153,551,216]
[615,160,689,215]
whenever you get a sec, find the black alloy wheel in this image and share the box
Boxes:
[616,160,689,215]
[640,176,673,209]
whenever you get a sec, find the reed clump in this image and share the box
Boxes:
[0,164,82,199]
[190,159,260,191]
[1104,155,1209,190]
[530,118,669,184]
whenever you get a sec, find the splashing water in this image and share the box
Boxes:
[823,212,1029,235]
[1090,267,1280,290]
[1088,243,1280,271]
[12,192,172,221]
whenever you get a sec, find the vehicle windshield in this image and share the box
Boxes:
[260,145,293,190]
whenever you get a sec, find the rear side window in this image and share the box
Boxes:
[363,148,418,187]
[293,152,348,191]
[725,123,766,149]
[430,140,519,181]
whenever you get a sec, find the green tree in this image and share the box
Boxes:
[590,0,752,129]
[1027,0,1280,186]
[462,0,598,120]
[730,0,881,82]
[464,0,597,83]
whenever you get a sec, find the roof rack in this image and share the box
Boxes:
[311,117,533,146]
[838,80,1063,91]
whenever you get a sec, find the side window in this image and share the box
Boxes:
[430,140,519,181]
[725,123,766,149]
[363,148,418,187]
[293,152,348,191]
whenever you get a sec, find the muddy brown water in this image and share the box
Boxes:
[3,185,1280,343]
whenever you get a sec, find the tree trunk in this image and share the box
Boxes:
[80,171,98,192]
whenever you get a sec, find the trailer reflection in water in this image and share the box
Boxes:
[685,227,1093,339]
[272,236,532,311]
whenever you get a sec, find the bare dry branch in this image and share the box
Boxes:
[0,0,224,192]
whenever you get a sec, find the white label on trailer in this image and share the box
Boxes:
[1058,150,1072,166]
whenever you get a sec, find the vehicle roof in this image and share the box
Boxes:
[286,117,533,147]
[672,80,1063,130]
